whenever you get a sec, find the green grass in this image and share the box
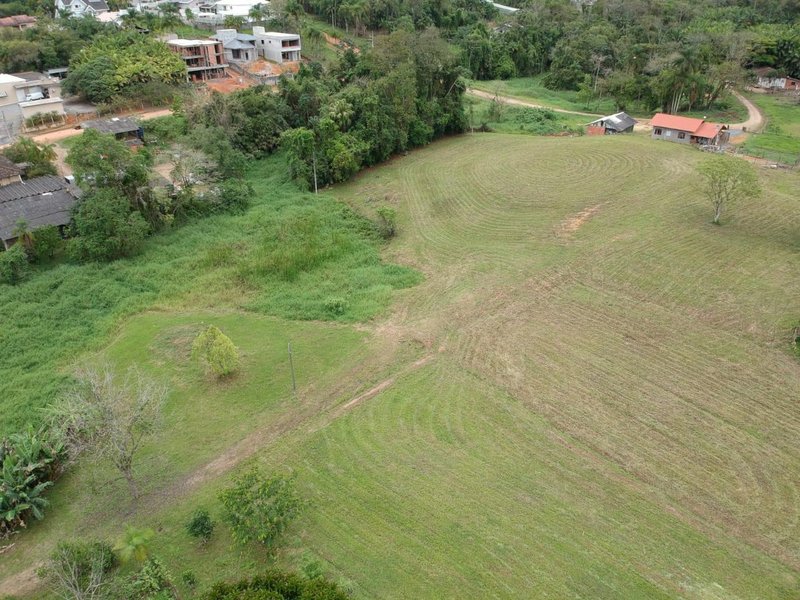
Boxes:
[470,76,617,114]
[0,154,418,435]
[3,134,800,599]
[470,76,749,122]
[742,92,800,164]
[466,97,588,135]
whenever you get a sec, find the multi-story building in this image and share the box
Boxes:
[166,39,228,82]
[54,0,109,18]
[0,72,65,142]
[252,27,300,63]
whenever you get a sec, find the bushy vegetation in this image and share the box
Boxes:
[192,325,240,378]
[69,190,150,262]
[0,154,418,436]
[63,31,186,104]
[204,571,350,600]
[219,469,303,549]
[0,427,65,538]
[38,539,116,600]
[1,137,57,179]
[186,509,215,543]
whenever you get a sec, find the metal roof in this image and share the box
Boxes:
[0,156,22,180]
[650,113,706,133]
[81,117,140,135]
[587,111,637,131]
[0,176,82,241]
[223,38,255,49]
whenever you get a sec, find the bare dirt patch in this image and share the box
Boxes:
[557,202,606,237]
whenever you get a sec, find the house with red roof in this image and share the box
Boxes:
[650,113,730,147]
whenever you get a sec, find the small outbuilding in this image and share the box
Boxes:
[0,175,82,248]
[586,112,637,135]
[81,117,144,145]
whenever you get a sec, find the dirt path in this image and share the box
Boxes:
[26,108,173,146]
[0,564,40,597]
[729,90,764,132]
[466,88,600,117]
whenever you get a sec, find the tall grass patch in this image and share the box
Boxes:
[0,155,418,435]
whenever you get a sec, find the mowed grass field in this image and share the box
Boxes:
[299,134,800,598]
[2,133,800,599]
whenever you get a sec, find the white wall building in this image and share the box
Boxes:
[55,0,109,18]
[252,27,300,63]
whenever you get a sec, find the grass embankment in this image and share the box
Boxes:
[3,134,800,599]
[742,92,800,164]
[466,96,587,135]
[471,76,749,122]
[0,154,418,435]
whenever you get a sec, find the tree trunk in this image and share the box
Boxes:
[713,200,723,224]
[123,467,139,500]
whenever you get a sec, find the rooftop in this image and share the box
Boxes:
[0,156,22,180]
[262,32,299,39]
[651,113,706,133]
[167,38,221,47]
[587,111,637,130]
[0,15,37,27]
[0,74,26,84]
[0,175,82,241]
[80,117,141,135]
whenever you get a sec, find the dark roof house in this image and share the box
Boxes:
[0,156,23,184]
[0,175,82,248]
[586,112,637,134]
[81,116,141,136]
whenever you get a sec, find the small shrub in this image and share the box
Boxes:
[181,570,197,588]
[192,325,240,378]
[38,540,116,599]
[203,571,349,600]
[218,468,303,549]
[31,225,62,262]
[375,206,397,239]
[124,556,175,599]
[186,509,215,543]
[323,297,348,316]
[0,244,29,285]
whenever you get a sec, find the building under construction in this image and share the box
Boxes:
[167,39,228,82]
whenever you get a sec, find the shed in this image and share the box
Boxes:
[586,112,636,134]
[0,156,23,186]
[0,175,82,248]
[81,117,144,144]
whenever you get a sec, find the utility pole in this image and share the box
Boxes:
[288,342,297,396]
[312,148,318,194]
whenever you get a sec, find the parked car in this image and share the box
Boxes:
[24,91,44,102]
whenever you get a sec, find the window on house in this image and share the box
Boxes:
[654,128,662,135]
[677,132,685,139]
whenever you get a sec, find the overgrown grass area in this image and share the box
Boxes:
[470,76,749,122]
[0,154,418,435]
[742,92,800,164]
[466,96,587,135]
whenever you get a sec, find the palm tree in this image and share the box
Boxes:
[114,525,155,563]
[248,2,268,23]
[12,220,34,254]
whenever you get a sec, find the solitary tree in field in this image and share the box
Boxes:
[697,155,760,225]
[49,366,167,500]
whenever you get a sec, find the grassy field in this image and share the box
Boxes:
[2,134,800,599]
[742,92,800,164]
[0,154,417,435]
[466,96,588,135]
[470,76,749,122]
